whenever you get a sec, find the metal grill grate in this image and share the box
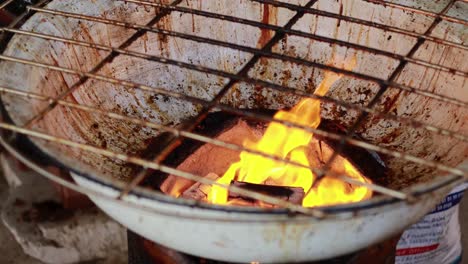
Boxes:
[0,0,466,216]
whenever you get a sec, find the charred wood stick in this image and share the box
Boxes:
[229,181,305,205]
[182,176,305,206]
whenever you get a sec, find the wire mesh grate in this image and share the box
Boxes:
[0,0,466,216]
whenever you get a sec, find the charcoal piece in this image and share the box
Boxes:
[230,181,305,205]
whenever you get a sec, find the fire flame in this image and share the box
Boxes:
[209,57,372,207]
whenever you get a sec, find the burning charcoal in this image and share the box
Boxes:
[162,119,260,196]
[181,173,220,201]
[165,115,373,208]
[230,181,305,205]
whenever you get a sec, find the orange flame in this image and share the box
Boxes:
[209,57,372,207]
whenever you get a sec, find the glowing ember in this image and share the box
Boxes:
[209,57,372,207]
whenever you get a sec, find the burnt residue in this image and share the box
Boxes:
[382,90,403,113]
[337,2,344,27]
[256,3,278,67]
[141,33,149,53]
[257,3,273,49]
[317,119,389,187]
[156,14,172,57]
[379,128,402,145]
[355,89,403,134]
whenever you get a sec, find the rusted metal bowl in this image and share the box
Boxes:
[0,0,466,262]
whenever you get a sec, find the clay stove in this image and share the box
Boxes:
[0,0,466,262]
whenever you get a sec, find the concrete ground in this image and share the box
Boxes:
[0,175,43,264]
[0,172,126,264]
[0,173,467,263]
